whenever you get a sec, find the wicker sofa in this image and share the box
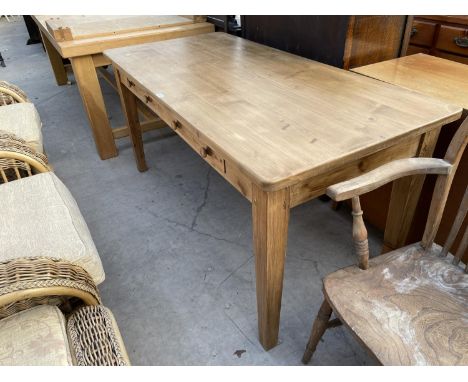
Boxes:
[0,82,130,365]
[0,81,49,183]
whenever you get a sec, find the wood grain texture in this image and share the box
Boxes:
[252,185,290,350]
[383,128,441,252]
[327,157,452,202]
[343,16,409,69]
[104,33,462,191]
[70,55,118,159]
[352,54,468,110]
[114,68,147,172]
[324,243,468,365]
[44,15,201,41]
[40,31,68,86]
[422,117,468,248]
[352,55,468,260]
[33,16,214,58]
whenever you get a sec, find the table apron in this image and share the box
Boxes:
[116,67,434,210]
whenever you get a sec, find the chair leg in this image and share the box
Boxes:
[302,298,333,364]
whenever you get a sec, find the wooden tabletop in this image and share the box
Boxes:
[105,33,462,190]
[33,15,213,58]
[352,54,468,110]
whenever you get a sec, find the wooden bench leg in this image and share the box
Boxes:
[70,56,118,160]
[252,185,290,350]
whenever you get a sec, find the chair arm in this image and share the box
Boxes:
[0,81,29,105]
[67,306,131,366]
[0,257,101,319]
[0,132,50,182]
[327,158,452,202]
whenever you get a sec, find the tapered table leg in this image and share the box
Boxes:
[114,68,148,172]
[70,55,118,160]
[252,184,290,350]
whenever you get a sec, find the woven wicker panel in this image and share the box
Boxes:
[68,306,130,366]
[0,81,29,105]
[0,131,48,183]
[0,257,101,319]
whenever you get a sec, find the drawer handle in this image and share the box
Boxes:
[145,95,152,104]
[410,27,418,37]
[454,36,468,48]
[127,79,135,87]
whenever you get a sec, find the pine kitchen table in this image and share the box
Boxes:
[104,33,463,350]
[32,15,214,159]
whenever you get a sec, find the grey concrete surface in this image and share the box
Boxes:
[0,18,380,365]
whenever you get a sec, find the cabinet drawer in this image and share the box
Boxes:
[436,25,468,56]
[409,20,436,47]
[436,50,468,65]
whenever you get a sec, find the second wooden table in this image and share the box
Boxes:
[33,15,214,159]
[104,33,462,350]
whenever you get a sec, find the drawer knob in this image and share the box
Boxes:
[172,120,181,130]
[410,27,418,37]
[127,79,135,87]
[145,95,152,104]
[200,146,209,158]
[453,36,468,48]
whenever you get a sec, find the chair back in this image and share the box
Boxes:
[421,117,468,272]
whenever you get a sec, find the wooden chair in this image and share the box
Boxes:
[0,131,50,183]
[302,117,468,366]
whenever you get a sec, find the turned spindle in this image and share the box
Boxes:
[351,196,369,270]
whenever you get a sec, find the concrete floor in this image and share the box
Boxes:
[0,18,381,365]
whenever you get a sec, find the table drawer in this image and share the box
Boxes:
[410,20,436,47]
[120,71,227,176]
[436,25,468,56]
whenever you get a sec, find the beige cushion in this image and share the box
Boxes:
[0,172,105,284]
[0,305,73,365]
[0,102,43,153]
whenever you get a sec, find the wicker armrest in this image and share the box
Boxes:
[0,81,29,105]
[0,132,49,183]
[68,306,131,366]
[0,257,101,319]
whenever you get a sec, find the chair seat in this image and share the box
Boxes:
[0,172,105,284]
[0,103,43,153]
[324,243,468,366]
[0,305,73,365]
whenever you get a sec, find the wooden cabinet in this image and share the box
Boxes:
[406,16,468,64]
[240,16,412,69]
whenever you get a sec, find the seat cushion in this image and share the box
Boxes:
[0,172,105,284]
[0,102,43,153]
[324,243,468,366]
[0,305,73,365]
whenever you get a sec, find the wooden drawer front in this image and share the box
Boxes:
[118,69,253,200]
[436,25,468,56]
[410,20,436,47]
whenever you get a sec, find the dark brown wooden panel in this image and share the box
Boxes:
[241,16,350,68]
